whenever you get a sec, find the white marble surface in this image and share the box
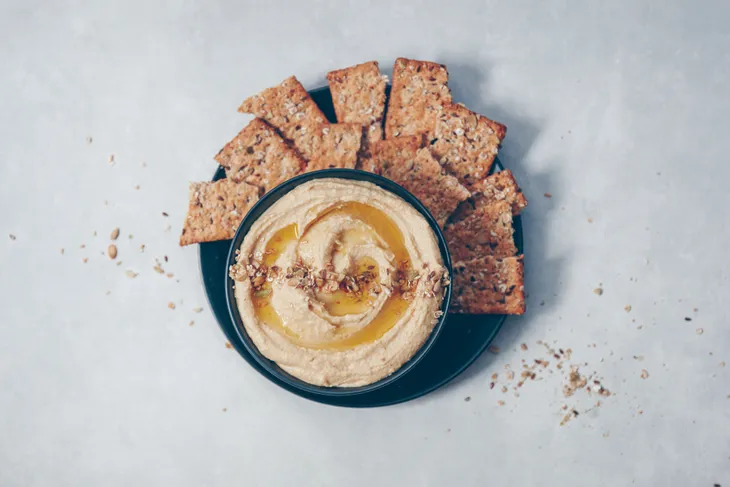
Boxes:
[1,1,729,485]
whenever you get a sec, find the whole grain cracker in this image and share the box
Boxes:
[179,179,259,246]
[327,61,387,125]
[306,123,363,171]
[384,58,451,140]
[369,142,469,227]
[450,256,525,315]
[431,102,507,191]
[238,76,328,161]
[215,118,306,194]
[444,200,516,261]
[453,169,528,222]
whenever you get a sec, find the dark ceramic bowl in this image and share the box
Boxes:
[225,169,453,397]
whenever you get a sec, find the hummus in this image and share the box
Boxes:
[230,178,448,387]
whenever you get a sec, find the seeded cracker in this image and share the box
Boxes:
[452,169,528,222]
[179,179,259,246]
[445,200,517,261]
[238,76,328,161]
[215,118,306,193]
[368,140,469,227]
[327,61,387,126]
[358,135,423,174]
[451,256,525,314]
[385,58,452,140]
[305,123,363,171]
[431,102,507,191]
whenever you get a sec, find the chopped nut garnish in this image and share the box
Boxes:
[110,228,120,240]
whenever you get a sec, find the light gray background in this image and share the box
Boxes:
[1,1,728,486]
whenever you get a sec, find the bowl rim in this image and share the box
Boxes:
[224,168,453,397]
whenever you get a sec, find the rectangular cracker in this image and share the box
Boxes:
[370,141,469,227]
[445,200,517,261]
[306,123,363,171]
[215,118,306,194]
[179,179,259,246]
[238,76,328,161]
[450,256,525,315]
[431,102,507,191]
[384,58,452,140]
[327,61,387,125]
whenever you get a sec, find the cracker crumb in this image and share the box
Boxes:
[640,369,649,379]
[222,408,227,412]
[168,302,176,310]
[497,400,505,406]
[602,432,610,438]
[108,244,117,259]
[593,287,603,296]
[139,244,145,253]
[720,361,726,368]
[193,307,203,313]
[82,257,88,263]
[488,346,500,354]
[189,320,194,326]
[696,328,704,335]
[134,185,140,190]
[520,343,528,351]
[110,228,120,240]
[108,154,115,165]
[225,342,233,349]
[60,248,64,254]
[624,305,632,312]
[125,270,138,279]
[587,218,593,223]
[543,192,552,198]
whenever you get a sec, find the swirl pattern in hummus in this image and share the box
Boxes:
[232,178,446,387]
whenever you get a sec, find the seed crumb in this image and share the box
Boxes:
[488,346,500,354]
[720,362,726,368]
[82,257,88,263]
[108,154,115,165]
[520,343,528,351]
[139,244,145,252]
[125,270,138,279]
[162,212,169,217]
[110,228,120,240]
[640,369,649,379]
[696,328,704,335]
[193,307,203,313]
[543,192,552,198]
[108,244,118,259]
[225,342,233,349]
[497,400,505,406]
[189,321,194,326]
[168,302,176,310]
[624,305,632,312]
[593,287,603,296]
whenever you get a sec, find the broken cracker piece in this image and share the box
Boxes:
[385,58,451,140]
[453,170,528,223]
[432,102,507,191]
[451,256,525,315]
[179,179,259,246]
[238,76,328,161]
[215,118,306,193]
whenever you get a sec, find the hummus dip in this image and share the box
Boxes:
[230,178,448,387]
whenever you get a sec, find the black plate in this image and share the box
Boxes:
[199,86,523,407]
